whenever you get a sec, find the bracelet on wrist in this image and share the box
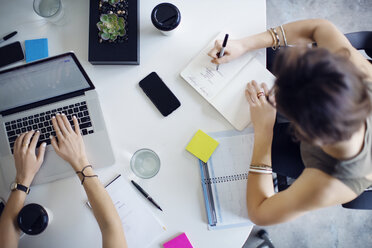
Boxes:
[249,163,273,174]
[76,165,98,185]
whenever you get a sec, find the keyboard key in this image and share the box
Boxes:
[9,136,17,142]
[38,123,43,128]
[80,122,92,129]
[45,133,50,138]
[78,112,83,117]
[11,120,16,124]
[23,121,28,126]
[34,114,39,118]
[46,115,51,120]
[81,116,91,123]
[27,126,32,131]
[75,103,80,106]
[28,116,33,119]
[47,126,52,132]
[33,124,38,130]
[63,106,68,110]
[5,122,10,126]
[44,121,49,126]
[69,104,74,108]
[79,105,87,111]
[7,131,15,137]
[51,131,56,136]
[83,111,89,116]
[29,120,34,125]
[16,129,21,134]
[40,134,45,140]
[41,128,46,133]
[46,111,51,114]
[73,107,78,112]
[21,127,26,132]
[68,109,73,114]
[82,129,88,135]
[52,109,57,113]
[12,124,17,129]
[40,117,45,122]
[88,130,94,134]
[16,119,22,122]
[34,118,40,123]
[81,101,86,105]
[57,108,62,111]
[22,117,27,121]
[6,126,11,131]
[40,112,45,116]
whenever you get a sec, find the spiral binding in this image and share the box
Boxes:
[203,173,249,184]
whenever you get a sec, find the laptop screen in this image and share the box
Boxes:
[0,53,92,113]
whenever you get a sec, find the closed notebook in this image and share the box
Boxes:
[199,128,255,230]
[181,32,276,131]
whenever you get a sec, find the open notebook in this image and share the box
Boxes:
[199,128,255,230]
[181,32,276,131]
[87,175,165,248]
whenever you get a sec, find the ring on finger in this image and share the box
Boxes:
[257,92,265,98]
[23,143,29,148]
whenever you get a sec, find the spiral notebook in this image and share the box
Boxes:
[199,128,255,230]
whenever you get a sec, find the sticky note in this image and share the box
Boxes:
[25,38,48,63]
[186,130,219,163]
[163,233,193,248]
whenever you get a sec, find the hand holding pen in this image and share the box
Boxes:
[216,34,229,70]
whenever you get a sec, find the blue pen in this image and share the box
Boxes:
[216,34,229,71]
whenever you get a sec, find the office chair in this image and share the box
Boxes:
[266,31,372,209]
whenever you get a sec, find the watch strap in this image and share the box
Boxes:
[13,183,30,194]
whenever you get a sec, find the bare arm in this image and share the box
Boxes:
[244,81,358,226]
[0,131,46,248]
[50,113,127,248]
[208,19,372,79]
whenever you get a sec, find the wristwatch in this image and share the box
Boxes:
[11,182,30,195]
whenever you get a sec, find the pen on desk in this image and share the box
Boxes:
[0,31,17,44]
[131,180,163,211]
[216,33,229,71]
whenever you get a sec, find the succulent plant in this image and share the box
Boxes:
[102,0,120,6]
[97,14,125,41]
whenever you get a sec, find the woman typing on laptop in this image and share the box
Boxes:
[209,19,372,225]
[0,113,127,248]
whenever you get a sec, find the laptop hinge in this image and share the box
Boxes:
[1,90,86,117]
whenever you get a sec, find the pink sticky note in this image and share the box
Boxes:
[163,233,193,248]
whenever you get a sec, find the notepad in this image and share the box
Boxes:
[181,32,276,131]
[199,128,255,231]
[186,130,219,163]
[87,175,165,248]
[163,233,193,248]
[25,38,48,63]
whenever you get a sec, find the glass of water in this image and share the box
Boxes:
[33,0,64,23]
[130,149,161,179]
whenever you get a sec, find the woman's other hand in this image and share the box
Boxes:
[13,131,46,186]
[208,39,249,65]
[50,113,89,172]
[245,81,277,133]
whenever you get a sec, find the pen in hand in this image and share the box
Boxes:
[131,180,163,211]
[216,33,229,71]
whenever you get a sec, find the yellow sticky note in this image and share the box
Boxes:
[186,130,219,163]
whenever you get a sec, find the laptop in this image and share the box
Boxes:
[0,52,115,187]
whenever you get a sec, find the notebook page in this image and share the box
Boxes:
[207,129,254,227]
[104,175,165,248]
[210,58,276,131]
[180,32,254,102]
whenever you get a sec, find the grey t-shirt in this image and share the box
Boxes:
[300,115,372,195]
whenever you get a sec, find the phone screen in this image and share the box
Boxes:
[139,72,181,116]
[0,41,24,68]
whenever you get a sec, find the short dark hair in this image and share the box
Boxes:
[273,47,371,145]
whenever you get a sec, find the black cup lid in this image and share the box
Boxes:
[151,3,181,31]
[17,203,49,235]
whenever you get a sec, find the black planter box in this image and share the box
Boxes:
[88,0,139,65]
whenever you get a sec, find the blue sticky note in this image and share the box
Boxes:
[25,38,48,63]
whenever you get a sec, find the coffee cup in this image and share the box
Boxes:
[17,203,53,235]
[151,3,181,36]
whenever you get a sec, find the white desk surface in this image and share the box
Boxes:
[0,0,267,247]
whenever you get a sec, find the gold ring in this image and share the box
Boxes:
[23,143,29,148]
[257,92,265,98]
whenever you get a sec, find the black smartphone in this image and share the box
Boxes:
[0,41,24,68]
[139,72,181,116]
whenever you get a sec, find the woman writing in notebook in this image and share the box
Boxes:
[209,19,372,225]
[0,113,127,248]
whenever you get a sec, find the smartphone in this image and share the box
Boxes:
[0,41,25,68]
[139,72,181,116]
[0,198,5,217]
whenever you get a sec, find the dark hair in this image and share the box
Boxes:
[273,47,371,145]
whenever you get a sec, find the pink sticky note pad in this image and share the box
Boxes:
[163,233,193,248]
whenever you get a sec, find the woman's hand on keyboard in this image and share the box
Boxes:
[13,130,46,186]
[50,113,89,172]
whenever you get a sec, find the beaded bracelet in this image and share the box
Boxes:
[76,165,98,185]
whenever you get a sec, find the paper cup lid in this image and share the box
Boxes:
[17,203,49,235]
[151,3,181,31]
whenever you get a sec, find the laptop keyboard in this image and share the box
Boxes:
[4,101,94,154]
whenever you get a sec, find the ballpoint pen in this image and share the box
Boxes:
[216,33,229,71]
[0,31,17,44]
[131,180,163,211]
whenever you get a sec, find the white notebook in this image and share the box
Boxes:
[199,128,255,230]
[181,33,276,131]
[88,175,165,248]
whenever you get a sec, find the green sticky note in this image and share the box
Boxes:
[186,130,219,163]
